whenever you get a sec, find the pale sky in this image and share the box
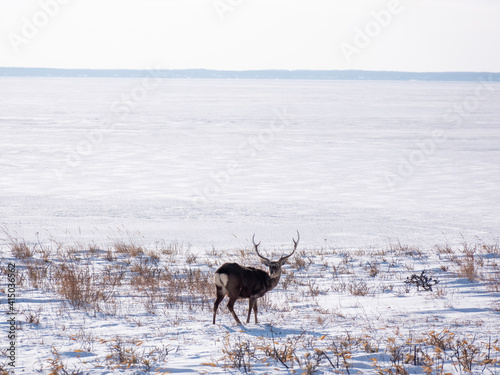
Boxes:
[0,0,499,72]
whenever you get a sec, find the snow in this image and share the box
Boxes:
[0,77,499,373]
[1,78,499,248]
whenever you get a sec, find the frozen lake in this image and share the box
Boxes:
[1,77,499,249]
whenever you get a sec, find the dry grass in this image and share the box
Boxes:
[389,241,425,258]
[435,242,500,285]
[347,278,372,296]
[114,242,144,257]
[53,263,111,309]
[7,236,499,315]
[11,242,34,259]
[217,328,500,374]
[2,230,500,374]
[2,232,216,316]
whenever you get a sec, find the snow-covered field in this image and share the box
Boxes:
[1,77,499,373]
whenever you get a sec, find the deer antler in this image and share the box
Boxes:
[252,234,271,263]
[278,230,300,264]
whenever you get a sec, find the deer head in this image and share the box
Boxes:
[252,231,299,278]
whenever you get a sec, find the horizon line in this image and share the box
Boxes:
[1,67,500,81]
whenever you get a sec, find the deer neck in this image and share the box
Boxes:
[267,272,281,291]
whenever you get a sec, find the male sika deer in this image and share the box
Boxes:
[213,231,299,325]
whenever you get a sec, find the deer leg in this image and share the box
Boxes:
[213,287,225,324]
[253,299,258,323]
[227,297,242,325]
[246,297,256,324]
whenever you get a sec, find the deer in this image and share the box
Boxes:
[212,231,299,325]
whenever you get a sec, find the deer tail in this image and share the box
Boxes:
[214,272,229,288]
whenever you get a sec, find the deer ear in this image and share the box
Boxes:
[261,259,271,266]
